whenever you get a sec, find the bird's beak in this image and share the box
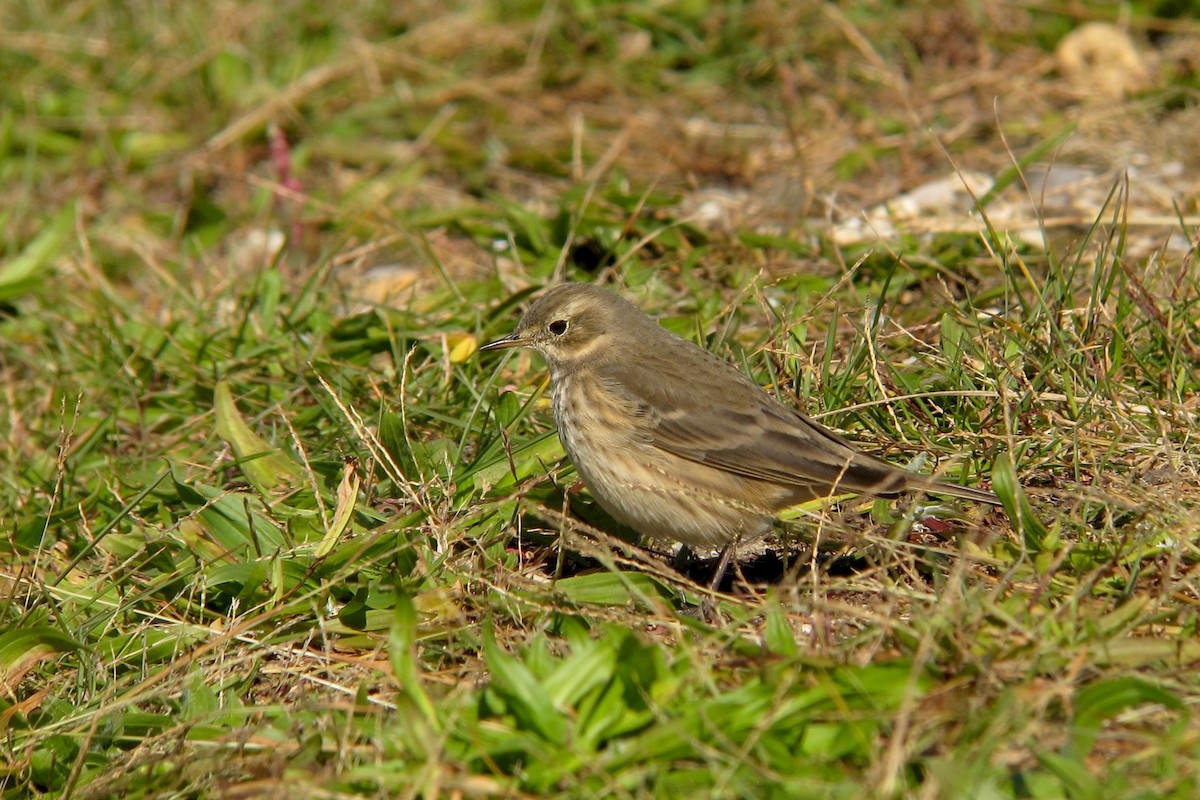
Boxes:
[479,330,528,351]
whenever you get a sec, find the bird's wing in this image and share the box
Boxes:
[602,353,909,496]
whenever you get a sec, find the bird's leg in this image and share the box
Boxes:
[698,542,737,624]
[708,540,738,592]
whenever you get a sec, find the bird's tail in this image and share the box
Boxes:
[923,478,1003,506]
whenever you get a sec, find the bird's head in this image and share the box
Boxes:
[481,282,642,373]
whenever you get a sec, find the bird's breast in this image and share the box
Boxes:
[551,372,641,463]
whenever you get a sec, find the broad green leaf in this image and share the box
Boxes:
[551,571,672,607]
[940,312,963,365]
[1087,637,1200,667]
[468,430,565,492]
[174,478,286,557]
[315,461,360,558]
[0,626,80,679]
[0,204,73,301]
[992,451,1053,554]
[181,670,220,720]
[390,591,440,728]
[95,626,207,666]
[764,602,799,657]
[542,638,616,708]
[1069,676,1183,757]
[482,621,569,745]
[378,411,418,477]
[213,380,303,497]
[1036,750,1098,798]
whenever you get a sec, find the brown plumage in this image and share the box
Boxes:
[482,282,998,585]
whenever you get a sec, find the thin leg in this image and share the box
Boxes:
[699,543,737,624]
[708,543,736,592]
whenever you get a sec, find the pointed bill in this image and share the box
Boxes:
[480,331,528,351]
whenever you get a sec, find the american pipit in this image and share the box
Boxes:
[482,282,999,589]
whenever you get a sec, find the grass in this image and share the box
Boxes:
[3,1,1200,797]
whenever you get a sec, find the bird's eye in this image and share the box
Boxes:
[548,319,568,336]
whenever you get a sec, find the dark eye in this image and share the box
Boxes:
[548,319,568,336]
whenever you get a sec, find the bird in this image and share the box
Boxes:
[481,282,999,591]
